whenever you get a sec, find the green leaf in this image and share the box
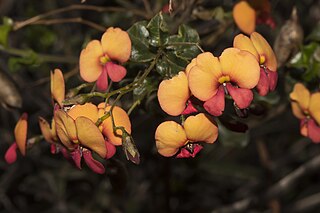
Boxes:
[8,50,41,72]
[307,23,320,42]
[156,52,188,77]
[146,12,169,47]
[218,121,250,148]
[167,24,201,61]
[0,17,13,47]
[127,21,156,63]
[133,77,159,102]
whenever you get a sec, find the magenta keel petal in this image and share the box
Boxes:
[226,84,253,109]
[204,86,225,116]
[4,143,18,164]
[106,62,127,82]
[96,68,109,91]
[83,150,105,174]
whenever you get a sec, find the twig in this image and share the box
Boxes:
[285,192,320,213]
[142,0,153,17]
[33,18,105,32]
[212,154,320,212]
[13,4,148,31]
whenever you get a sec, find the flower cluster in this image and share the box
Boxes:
[5,27,135,174]
[290,83,320,143]
[156,31,277,158]
[233,0,275,34]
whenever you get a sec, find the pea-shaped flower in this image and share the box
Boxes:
[188,48,260,116]
[79,27,131,91]
[155,113,218,158]
[234,32,277,96]
[290,83,320,143]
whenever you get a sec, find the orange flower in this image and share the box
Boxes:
[51,69,65,107]
[155,113,218,158]
[234,32,277,96]
[5,113,28,164]
[233,0,275,35]
[290,83,320,143]
[188,49,260,116]
[97,103,131,146]
[79,27,131,91]
[54,103,110,174]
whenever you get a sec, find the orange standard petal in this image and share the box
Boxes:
[309,92,320,125]
[75,116,107,158]
[158,71,190,116]
[67,103,99,122]
[233,33,259,61]
[291,102,305,120]
[188,52,222,101]
[290,83,310,113]
[101,27,131,63]
[233,1,256,35]
[50,69,65,107]
[220,47,260,89]
[185,58,197,77]
[250,32,277,71]
[155,121,187,157]
[79,40,104,83]
[98,103,131,146]
[38,116,55,144]
[14,113,28,156]
[184,113,218,144]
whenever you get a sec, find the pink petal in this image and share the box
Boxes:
[71,148,82,169]
[268,70,278,91]
[204,86,225,116]
[308,119,320,143]
[83,150,105,174]
[4,143,18,164]
[106,62,127,82]
[105,140,116,159]
[61,147,70,160]
[181,100,198,115]
[256,68,269,96]
[226,84,253,109]
[50,144,57,154]
[96,67,109,91]
[176,144,203,158]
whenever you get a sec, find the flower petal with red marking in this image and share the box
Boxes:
[158,71,190,116]
[83,150,105,174]
[250,32,277,71]
[5,143,18,164]
[220,48,260,89]
[96,67,109,91]
[79,40,103,82]
[155,121,187,157]
[106,62,127,82]
[101,27,131,63]
[308,119,320,143]
[203,86,225,116]
[233,1,256,35]
[75,116,107,158]
[184,113,218,144]
[14,113,28,156]
[226,84,253,109]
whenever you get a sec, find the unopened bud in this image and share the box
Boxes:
[122,133,140,164]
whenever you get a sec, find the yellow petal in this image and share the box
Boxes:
[250,32,277,71]
[233,33,259,61]
[155,121,187,157]
[38,116,54,144]
[54,110,77,149]
[233,1,256,35]
[291,102,305,120]
[14,113,28,156]
[67,103,99,122]
[290,83,310,112]
[101,27,131,63]
[185,58,197,77]
[79,40,103,82]
[158,72,190,116]
[98,104,131,146]
[309,92,320,125]
[220,48,260,89]
[75,116,107,158]
[50,69,65,107]
[184,113,218,144]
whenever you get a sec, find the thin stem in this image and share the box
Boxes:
[127,99,141,115]
[13,4,148,31]
[33,18,106,32]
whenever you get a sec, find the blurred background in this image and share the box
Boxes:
[0,0,320,212]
